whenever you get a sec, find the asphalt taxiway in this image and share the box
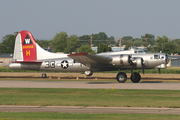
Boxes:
[1,105,180,115]
[0,81,180,90]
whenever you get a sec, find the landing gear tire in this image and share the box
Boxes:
[85,71,93,76]
[116,72,127,83]
[131,72,141,83]
[42,73,47,78]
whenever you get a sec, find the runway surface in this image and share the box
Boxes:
[1,81,180,90]
[1,105,180,115]
[1,73,180,115]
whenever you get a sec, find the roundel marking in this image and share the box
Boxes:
[61,60,69,69]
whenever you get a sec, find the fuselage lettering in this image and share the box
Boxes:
[45,61,49,68]
[44,61,55,68]
[50,61,55,68]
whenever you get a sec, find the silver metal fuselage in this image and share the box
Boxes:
[8,49,168,72]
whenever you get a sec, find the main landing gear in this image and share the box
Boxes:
[116,71,141,83]
[130,72,141,83]
[116,72,127,83]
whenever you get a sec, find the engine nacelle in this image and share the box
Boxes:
[111,55,132,66]
[132,57,144,68]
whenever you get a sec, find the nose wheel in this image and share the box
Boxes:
[116,72,127,83]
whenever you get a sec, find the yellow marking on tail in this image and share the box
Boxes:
[23,45,33,49]
[26,50,30,56]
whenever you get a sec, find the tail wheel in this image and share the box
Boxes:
[42,73,47,78]
[130,72,141,83]
[116,72,127,83]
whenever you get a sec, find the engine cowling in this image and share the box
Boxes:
[132,57,144,68]
[111,55,132,66]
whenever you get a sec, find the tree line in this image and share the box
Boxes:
[0,31,180,55]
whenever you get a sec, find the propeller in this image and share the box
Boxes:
[166,54,171,64]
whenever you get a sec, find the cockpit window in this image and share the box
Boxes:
[138,51,143,53]
[134,51,144,53]
[161,56,164,59]
[154,55,160,59]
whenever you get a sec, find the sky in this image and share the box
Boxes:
[1,0,180,42]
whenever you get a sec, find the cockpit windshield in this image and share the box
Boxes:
[138,51,143,53]
[134,50,144,53]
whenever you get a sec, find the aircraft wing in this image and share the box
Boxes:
[68,53,113,70]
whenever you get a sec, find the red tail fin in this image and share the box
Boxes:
[14,30,67,61]
[20,30,37,61]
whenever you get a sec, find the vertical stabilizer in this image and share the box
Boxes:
[13,30,37,61]
[13,30,68,62]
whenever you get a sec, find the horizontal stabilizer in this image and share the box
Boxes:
[11,61,42,63]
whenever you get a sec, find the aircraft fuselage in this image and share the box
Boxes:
[9,52,168,72]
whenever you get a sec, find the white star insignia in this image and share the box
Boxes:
[61,60,68,69]
[62,61,68,68]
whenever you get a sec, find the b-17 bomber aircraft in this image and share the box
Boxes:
[8,30,170,83]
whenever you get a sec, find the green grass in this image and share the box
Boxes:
[0,112,180,120]
[1,88,180,108]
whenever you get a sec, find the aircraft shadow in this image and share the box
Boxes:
[140,81,163,83]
